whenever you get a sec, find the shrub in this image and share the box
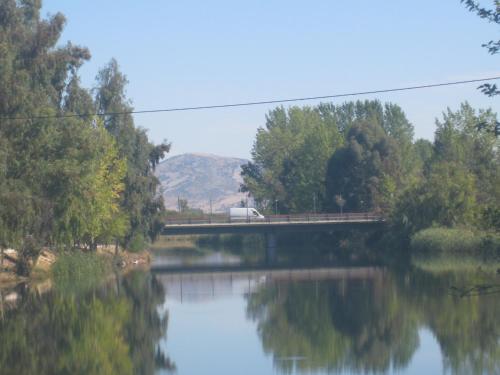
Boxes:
[127,233,148,252]
[52,251,112,293]
[410,227,500,255]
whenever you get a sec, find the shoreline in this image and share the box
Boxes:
[0,247,152,292]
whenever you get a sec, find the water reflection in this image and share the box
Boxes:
[406,271,500,375]
[0,256,498,374]
[0,271,174,375]
[245,272,418,373]
[243,269,500,375]
[156,267,381,303]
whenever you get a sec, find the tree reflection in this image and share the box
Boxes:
[0,271,174,375]
[404,270,500,375]
[121,271,176,374]
[247,269,500,374]
[247,274,419,373]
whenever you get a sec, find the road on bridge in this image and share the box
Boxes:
[162,213,385,235]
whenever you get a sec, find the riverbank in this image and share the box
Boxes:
[0,248,54,289]
[0,247,152,291]
[410,227,500,255]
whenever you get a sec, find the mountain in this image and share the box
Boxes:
[155,153,250,213]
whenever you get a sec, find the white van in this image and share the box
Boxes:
[229,207,265,221]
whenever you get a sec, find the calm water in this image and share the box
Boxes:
[0,245,499,375]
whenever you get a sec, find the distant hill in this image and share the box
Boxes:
[155,153,250,213]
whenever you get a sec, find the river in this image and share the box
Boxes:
[0,238,498,375]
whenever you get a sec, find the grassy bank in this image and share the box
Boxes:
[52,251,113,293]
[410,227,500,274]
[411,227,500,255]
[0,244,151,293]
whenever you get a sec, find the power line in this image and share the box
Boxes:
[2,76,499,121]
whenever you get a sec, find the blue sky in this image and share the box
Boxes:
[42,0,499,159]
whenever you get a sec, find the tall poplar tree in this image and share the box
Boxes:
[95,60,170,250]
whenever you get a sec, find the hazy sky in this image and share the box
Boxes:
[42,0,499,159]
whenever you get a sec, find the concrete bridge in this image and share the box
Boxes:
[162,213,385,236]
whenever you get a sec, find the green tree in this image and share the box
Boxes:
[95,59,171,250]
[243,105,335,212]
[0,0,93,260]
[393,103,499,236]
[0,1,168,272]
[77,121,128,250]
[242,100,414,213]
[393,161,478,236]
[412,138,434,174]
[433,103,499,208]
[325,119,400,213]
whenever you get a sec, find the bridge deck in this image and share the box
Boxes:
[163,213,385,235]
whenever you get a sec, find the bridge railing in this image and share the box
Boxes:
[164,212,384,226]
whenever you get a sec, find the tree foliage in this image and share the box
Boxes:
[325,119,400,212]
[242,100,416,214]
[95,59,171,250]
[242,105,341,212]
[244,99,498,245]
[0,1,169,272]
[393,103,499,236]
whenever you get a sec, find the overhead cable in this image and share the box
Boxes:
[2,76,499,121]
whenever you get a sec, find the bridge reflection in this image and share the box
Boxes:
[154,266,385,303]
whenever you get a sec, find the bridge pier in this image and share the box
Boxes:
[265,232,277,264]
